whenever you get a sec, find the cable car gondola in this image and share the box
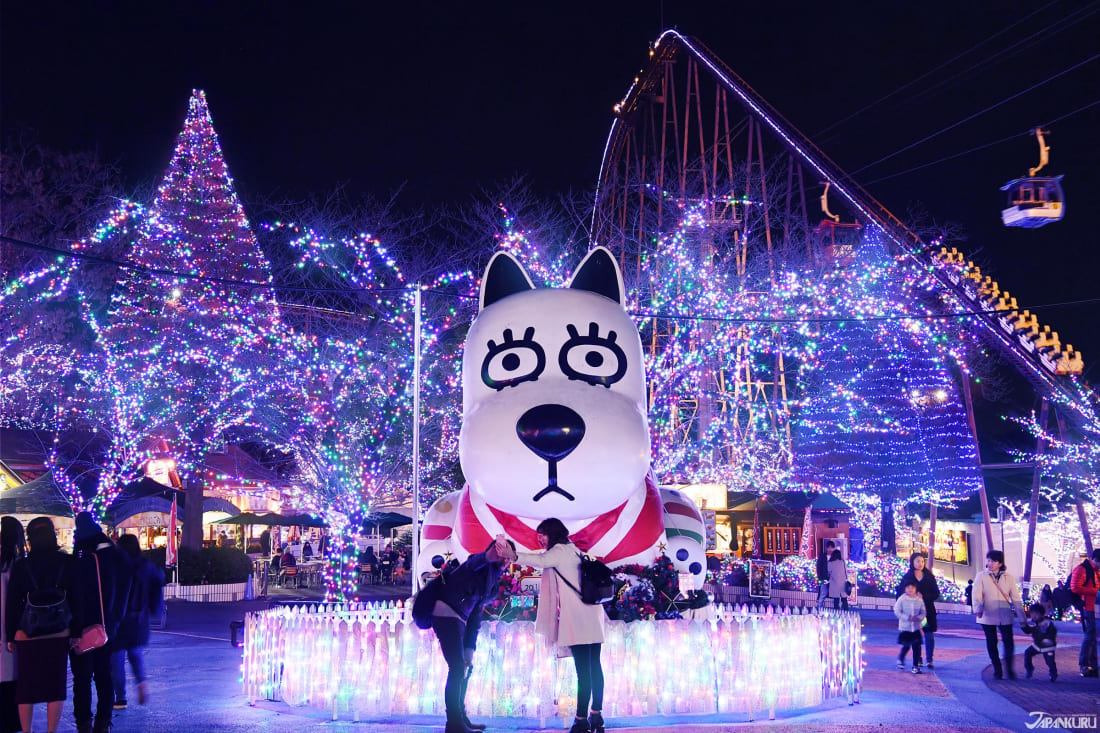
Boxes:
[1000,128,1064,228]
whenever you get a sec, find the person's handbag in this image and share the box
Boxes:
[18,562,72,637]
[73,553,108,655]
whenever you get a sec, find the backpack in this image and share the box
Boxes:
[555,553,616,605]
[411,570,448,629]
[18,560,72,637]
[1066,561,1096,611]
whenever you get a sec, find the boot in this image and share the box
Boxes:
[569,717,591,733]
[589,710,605,733]
[458,665,486,730]
[992,660,1003,680]
[1004,659,1017,680]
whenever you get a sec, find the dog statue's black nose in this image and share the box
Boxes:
[516,404,586,463]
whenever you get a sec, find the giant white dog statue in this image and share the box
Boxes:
[418,247,706,587]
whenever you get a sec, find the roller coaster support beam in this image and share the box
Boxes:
[960,375,995,550]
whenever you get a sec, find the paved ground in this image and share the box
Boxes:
[28,583,1099,733]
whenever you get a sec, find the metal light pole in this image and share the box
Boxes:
[411,284,423,592]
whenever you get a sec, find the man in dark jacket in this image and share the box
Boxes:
[110,534,164,709]
[431,541,512,733]
[816,540,836,608]
[70,512,133,733]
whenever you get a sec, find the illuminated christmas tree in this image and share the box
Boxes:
[96,90,285,538]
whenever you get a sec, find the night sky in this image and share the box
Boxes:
[4,1,1099,391]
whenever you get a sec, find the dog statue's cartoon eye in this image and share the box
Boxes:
[482,327,546,390]
[559,322,627,388]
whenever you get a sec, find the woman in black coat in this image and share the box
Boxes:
[5,516,78,733]
[896,552,941,668]
[430,540,512,733]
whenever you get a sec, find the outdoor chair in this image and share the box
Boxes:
[281,566,300,589]
[357,564,375,586]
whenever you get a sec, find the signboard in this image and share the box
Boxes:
[519,575,541,595]
[703,509,717,551]
[748,559,773,599]
[678,572,695,599]
[762,526,801,555]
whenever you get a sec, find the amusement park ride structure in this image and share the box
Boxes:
[590,30,1089,576]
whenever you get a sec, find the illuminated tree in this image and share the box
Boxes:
[93,90,285,546]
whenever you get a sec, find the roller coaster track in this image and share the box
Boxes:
[593,30,1091,422]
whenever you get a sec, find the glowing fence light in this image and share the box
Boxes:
[243,601,862,722]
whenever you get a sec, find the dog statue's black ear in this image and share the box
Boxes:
[480,251,536,310]
[568,246,623,304]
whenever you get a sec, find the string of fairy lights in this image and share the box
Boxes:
[3,88,1098,601]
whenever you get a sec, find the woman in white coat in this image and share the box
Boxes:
[972,549,1025,679]
[827,549,849,610]
[499,518,606,733]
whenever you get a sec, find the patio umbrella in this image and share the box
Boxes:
[213,512,328,528]
[281,513,327,528]
[363,511,412,534]
[212,512,280,526]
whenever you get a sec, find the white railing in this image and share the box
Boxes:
[164,581,248,603]
[704,584,971,614]
[242,601,862,724]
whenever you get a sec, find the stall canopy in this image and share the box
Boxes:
[0,471,74,517]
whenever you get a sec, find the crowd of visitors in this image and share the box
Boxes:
[356,544,411,585]
[1,513,164,733]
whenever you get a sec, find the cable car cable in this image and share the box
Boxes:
[848,52,1100,177]
[861,98,1100,186]
[895,2,1100,113]
[814,0,1065,141]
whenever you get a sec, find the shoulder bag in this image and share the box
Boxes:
[985,573,1018,619]
[73,553,108,654]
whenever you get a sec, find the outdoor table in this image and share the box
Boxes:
[253,558,271,597]
[298,561,324,588]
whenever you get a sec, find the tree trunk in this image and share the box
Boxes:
[881,499,896,554]
[928,504,937,570]
[1077,494,1094,557]
[181,474,205,551]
